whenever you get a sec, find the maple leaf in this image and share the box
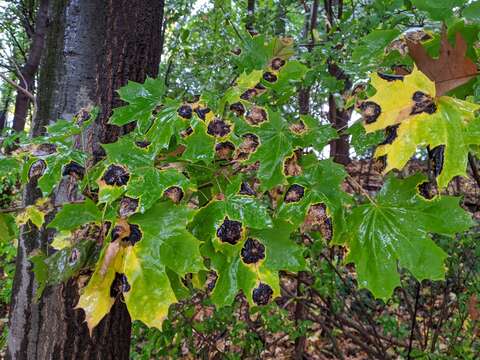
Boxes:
[360,67,480,188]
[406,29,478,96]
[333,174,473,300]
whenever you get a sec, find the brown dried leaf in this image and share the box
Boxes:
[407,30,478,96]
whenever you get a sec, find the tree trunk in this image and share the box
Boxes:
[0,87,13,130]
[11,0,49,133]
[325,0,351,165]
[7,1,164,359]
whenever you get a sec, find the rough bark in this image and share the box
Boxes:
[8,1,164,359]
[12,0,49,132]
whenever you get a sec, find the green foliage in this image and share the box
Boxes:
[1,1,479,357]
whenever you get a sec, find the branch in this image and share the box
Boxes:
[0,74,34,102]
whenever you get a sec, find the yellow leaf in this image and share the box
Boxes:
[76,245,125,334]
[363,66,435,133]
[51,231,72,250]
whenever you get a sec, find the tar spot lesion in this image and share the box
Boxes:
[241,238,265,264]
[102,165,130,186]
[28,159,46,181]
[380,124,399,145]
[245,106,268,126]
[119,196,139,218]
[377,72,404,82]
[283,154,302,177]
[230,102,246,116]
[110,273,131,298]
[289,120,306,135]
[207,118,232,138]
[177,104,193,119]
[217,217,243,245]
[263,71,277,83]
[215,142,235,160]
[410,91,436,115]
[234,133,260,160]
[303,203,333,241]
[359,101,381,124]
[428,145,445,177]
[252,283,273,305]
[284,184,305,203]
[62,161,85,179]
[239,181,256,196]
[271,57,286,71]
[163,186,184,203]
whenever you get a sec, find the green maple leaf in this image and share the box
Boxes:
[236,108,336,190]
[123,202,204,328]
[277,155,351,243]
[126,167,193,213]
[191,178,272,242]
[181,118,216,163]
[145,98,187,151]
[334,174,473,300]
[109,77,165,130]
[37,148,87,195]
[48,198,102,231]
[78,202,204,331]
[208,220,305,307]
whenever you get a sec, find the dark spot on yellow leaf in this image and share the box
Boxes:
[380,124,399,145]
[359,101,381,124]
[411,91,436,115]
[110,273,131,298]
[377,72,404,82]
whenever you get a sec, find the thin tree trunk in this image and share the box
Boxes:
[0,87,13,130]
[11,0,49,132]
[246,0,255,33]
[325,0,351,165]
[7,1,164,359]
[297,0,319,116]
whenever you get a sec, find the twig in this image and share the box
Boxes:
[346,174,376,204]
[407,282,420,359]
[0,73,35,102]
